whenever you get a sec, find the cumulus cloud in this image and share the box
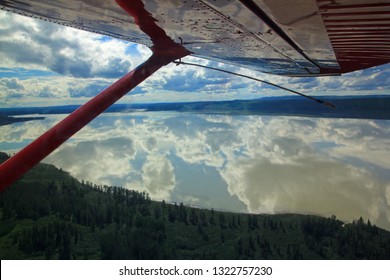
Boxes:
[44,119,177,201]
[0,11,157,106]
[0,115,60,142]
[0,75,115,106]
[214,116,390,230]
[221,148,388,224]
[141,154,176,201]
[0,78,25,91]
[0,11,144,79]
[47,137,136,187]
[1,11,255,105]
[0,78,25,101]
[68,82,109,98]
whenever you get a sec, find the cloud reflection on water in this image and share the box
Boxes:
[1,112,390,230]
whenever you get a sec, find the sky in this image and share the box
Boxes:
[1,10,390,108]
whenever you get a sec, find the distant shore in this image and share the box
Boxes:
[0,115,45,126]
[1,95,390,120]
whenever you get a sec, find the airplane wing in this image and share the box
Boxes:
[1,0,389,76]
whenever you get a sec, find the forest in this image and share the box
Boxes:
[1,151,390,259]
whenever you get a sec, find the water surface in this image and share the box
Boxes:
[1,112,390,230]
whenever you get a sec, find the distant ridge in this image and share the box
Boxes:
[1,95,390,120]
[0,115,45,126]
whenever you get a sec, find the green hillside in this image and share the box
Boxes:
[1,151,389,259]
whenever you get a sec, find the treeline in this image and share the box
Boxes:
[1,151,390,259]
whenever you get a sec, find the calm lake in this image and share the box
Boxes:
[1,112,390,230]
